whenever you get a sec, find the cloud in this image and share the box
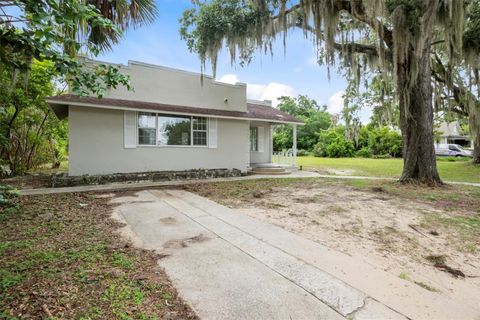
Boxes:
[218,74,240,85]
[248,82,295,106]
[327,91,345,114]
[218,74,295,107]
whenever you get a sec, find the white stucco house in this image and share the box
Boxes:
[47,60,302,176]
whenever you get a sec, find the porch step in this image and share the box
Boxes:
[251,167,291,175]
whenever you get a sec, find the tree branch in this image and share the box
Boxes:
[339,0,394,49]
[296,21,393,62]
[332,42,393,62]
[431,54,474,117]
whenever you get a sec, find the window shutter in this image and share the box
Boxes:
[258,126,265,152]
[124,111,137,149]
[208,118,217,148]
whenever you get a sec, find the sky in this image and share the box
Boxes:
[99,0,371,122]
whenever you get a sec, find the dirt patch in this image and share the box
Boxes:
[163,234,211,249]
[160,217,177,225]
[323,168,358,176]
[185,179,480,310]
[0,191,197,319]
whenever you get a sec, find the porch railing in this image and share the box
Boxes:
[272,150,296,167]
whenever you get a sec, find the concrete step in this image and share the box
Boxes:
[251,170,291,175]
[251,167,287,174]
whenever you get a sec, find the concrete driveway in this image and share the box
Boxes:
[111,190,477,320]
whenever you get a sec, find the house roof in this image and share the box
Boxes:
[438,121,470,139]
[46,95,303,125]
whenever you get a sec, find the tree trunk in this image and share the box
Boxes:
[473,139,480,164]
[398,41,443,185]
[469,103,480,164]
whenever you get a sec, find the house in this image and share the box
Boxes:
[47,60,302,176]
[436,121,472,148]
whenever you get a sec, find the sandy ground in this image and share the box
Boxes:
[219,183,480,311]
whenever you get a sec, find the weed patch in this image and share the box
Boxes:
[0,193,197,319]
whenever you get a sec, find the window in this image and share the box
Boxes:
[138,112,156,145]
[250,127,258,151]
[158,115,191,145]
[449,145,460,152]
[137,113,208,147]
[193,117,208,146]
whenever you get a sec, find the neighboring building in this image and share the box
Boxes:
[436,121,472,148]
[47,60,302,176]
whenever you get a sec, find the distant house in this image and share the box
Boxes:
[436,121,472,148]
[47,60,302,176]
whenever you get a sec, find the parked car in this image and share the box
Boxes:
[435,144,473,157]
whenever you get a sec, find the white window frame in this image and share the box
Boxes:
[137,112,157,146]
[192,116,208,146]
[136,112,209,148]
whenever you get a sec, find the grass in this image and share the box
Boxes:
[0,192,197,319]
[297,156,480,183]
[414,281,440,293]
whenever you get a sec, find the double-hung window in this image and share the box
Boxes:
[138,112,156,145]
[137,113,208,147]
[193,117,208,146]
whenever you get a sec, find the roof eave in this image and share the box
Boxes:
[45,99,304,126]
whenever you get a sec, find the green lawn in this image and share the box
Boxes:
[297,156,480,183]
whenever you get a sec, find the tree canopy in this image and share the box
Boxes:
[0,0,158,175]
[0,0,157,96]
[180,0,480,185]
[273,95,331,151]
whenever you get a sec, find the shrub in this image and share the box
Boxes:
[355,147,373,158]
[314,129,355,158]
[367,127,402,157]
[296,149,309,156]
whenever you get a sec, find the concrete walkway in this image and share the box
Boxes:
[111,190,479,320]
[19,171,480,196]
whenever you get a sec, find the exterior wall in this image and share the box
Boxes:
[93,60,247,112]
[249,121,272,164]
[438,137,448,144]
[68,106,249,176]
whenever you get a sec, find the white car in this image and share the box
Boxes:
[435,144,473,157]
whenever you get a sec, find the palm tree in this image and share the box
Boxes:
[64,0,158,56]
[87,0,158,51]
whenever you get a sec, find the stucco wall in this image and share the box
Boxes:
[249,121,272,164]
[95,60,247,112]
[68,106,250,176]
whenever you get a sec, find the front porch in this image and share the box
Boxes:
[248,120,298,174]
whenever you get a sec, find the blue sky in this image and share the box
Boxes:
[99,0,370,120]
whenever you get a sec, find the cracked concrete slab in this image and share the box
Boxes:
[112,189,476,320]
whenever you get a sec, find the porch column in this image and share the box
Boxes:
[292,124,297,167]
